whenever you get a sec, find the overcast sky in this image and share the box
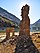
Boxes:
[0,0,40,24]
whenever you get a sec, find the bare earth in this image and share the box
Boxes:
[0,32,40,53]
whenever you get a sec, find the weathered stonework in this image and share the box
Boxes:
[11,28,14,36]
[6,28,10,39]
[6,27,14,39]
[15,4,39,53]
[0,4,39,53]
[19,4,30,35]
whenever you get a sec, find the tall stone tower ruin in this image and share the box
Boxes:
[19,4,30,35]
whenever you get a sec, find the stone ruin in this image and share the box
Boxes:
[6,27,14,39]
[1,27,15,43]
[0,4,39,53]
[0,27,17,53]
[14,4,39,53]
[19,4,30,36]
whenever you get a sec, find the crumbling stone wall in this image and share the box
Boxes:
[15,4,39,53]
[6,27,14,39]
[19,4,30,36]
[0,4,39,53]
[6,28,10,39]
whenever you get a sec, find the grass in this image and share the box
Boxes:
[0,31,5,33]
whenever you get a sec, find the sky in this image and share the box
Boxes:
[0,0,40,24]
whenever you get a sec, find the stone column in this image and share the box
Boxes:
[19,4,30,35]
[15,4,39,53]
[6,28,10,39]
[11,28,14,36]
